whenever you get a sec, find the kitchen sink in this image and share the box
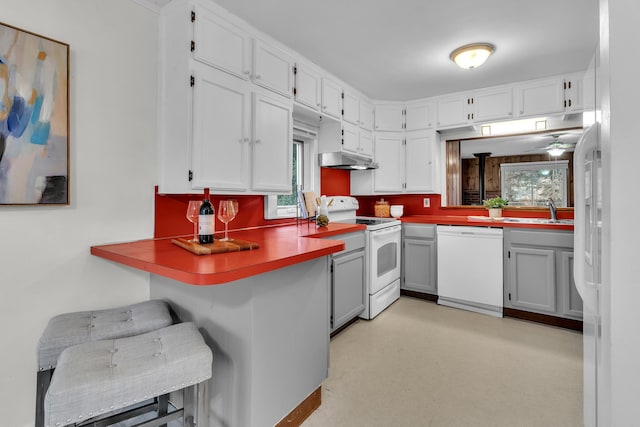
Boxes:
[501,218,574,225]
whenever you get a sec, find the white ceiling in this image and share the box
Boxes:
[144,0,599,101]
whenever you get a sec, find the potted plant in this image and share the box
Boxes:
[483,196,508,218]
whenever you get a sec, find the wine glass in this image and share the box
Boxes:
[217,200,237,241]
[186,200,200,242]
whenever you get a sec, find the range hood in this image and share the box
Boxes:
[319,152,378,170]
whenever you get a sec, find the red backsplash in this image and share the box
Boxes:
[156,168,573,237]
[320,168,350,196]
[154,188,292,239]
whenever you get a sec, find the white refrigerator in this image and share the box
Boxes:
[574,122,601,427]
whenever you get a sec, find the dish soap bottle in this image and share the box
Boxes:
[198,198,215,244]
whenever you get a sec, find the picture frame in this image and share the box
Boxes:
[0,22,69,205]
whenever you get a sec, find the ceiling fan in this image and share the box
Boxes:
[526,133,579,156]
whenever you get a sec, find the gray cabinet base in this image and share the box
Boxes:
[504,308,583,332]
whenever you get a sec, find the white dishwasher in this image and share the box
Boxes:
[436,226,504,317]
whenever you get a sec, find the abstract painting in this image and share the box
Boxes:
[0,22,69,205]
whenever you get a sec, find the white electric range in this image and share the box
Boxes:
[327,196,402,319]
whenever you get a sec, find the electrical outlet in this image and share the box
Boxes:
[423,198,430,208]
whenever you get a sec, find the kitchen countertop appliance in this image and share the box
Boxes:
[327,196,402,319]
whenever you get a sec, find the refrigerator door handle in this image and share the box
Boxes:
[574,123,599,313]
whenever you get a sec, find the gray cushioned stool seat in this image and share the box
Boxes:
[38,300,172,370]
[44,322,212,427]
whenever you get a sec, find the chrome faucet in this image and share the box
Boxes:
[547,198,557,222]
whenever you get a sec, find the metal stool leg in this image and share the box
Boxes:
[35,368,53,427]
[183,382,208,427]
[157,394,169,427]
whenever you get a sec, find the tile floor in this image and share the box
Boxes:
[302,296,583,427]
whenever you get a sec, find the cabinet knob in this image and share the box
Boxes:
[520,110,524,114]
[243,70,250,75]
[323,105,327,109]
[255,139,261,144]
[255,74,261,79]
[508,112,512,116]
[317,103,321,107]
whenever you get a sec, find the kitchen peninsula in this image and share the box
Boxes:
[91,222,364,427]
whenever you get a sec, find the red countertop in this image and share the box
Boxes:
[91,222,365,286]
[400,215,574,230]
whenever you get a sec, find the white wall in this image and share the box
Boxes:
[0,1,157,425]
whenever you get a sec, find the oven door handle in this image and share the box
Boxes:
[371,225,401,235]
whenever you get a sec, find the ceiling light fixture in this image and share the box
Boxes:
[547,147,566,157]
[450,43,495,69]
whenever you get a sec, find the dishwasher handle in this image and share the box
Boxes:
[437,225,503,238]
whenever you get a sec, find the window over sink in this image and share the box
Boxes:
[264,124,320,219]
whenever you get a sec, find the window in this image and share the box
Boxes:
[500,161,568,207]
[264,125,319,219]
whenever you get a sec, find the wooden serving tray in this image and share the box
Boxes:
[171,237,259,255]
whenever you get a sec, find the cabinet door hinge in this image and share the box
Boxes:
[188,170,193,181]
[341,92,344,99]
[293,65,297,74]
[190,40,195,52]
[341,109,344,116]
[508,293,511,301]
[508,250,511,258]
[293,87,297,95]
[191,10,196,22]
[190,75,195,87]
[330,264,334,273]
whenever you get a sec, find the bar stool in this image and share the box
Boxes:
[43,322,212,427]
[36,300,173,426]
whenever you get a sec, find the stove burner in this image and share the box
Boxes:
[356,218,385,226]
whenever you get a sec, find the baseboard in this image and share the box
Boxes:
[275,386,322,427]
[400,289,438,302]
[504,308,583,332]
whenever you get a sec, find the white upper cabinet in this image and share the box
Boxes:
[437,87,512,128]
[405,100,435,131]
[251,92,293,192]
[436,94,470,128]
[359,99,374,131]
[192,4,252,79]
[191,65,251,191]
[343,90,360,126]
[405,130,435,192]
[516,77,565,117]
[359,130,374,158]
[373,133,404,192]
[375,104,404,131]
[563,73,585,113]
[341,122,360,155]
[321,77,343,120]
[294,62,321,110]
[473,87,513,122]
[252,39,294,98]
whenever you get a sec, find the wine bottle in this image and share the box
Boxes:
[198,199,215,244]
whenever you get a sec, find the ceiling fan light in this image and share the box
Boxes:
[450,43,495,69]
[547,147,565,156]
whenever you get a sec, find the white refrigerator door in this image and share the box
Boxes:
[574,122,601,427]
